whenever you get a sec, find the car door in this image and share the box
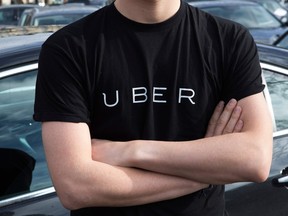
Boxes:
[0,63,69,215]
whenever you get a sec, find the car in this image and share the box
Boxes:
[185,0,288,22]
[0,4,40,26]
[244,0,288,23]
[0,31,287,215]
[65,0,111,7]
[207,0,288,23]
[0,31,69,215]
[274,29,288,48]
[258,41,288,68]
[18,4,98,26]
[189,1,288,44]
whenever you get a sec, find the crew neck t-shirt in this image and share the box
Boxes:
[34,1,264,215]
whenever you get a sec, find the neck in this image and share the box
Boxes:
[114,0,181,24]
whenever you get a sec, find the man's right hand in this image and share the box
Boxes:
[205,99,243,137]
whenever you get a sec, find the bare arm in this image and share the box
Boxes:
[41,98,243,210]
[42,122,207,210]
[92,93,273,184]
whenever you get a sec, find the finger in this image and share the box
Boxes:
[205,101,225,137]
[214,99,237,136]
[233,119,244,133]
[223,106,242,134]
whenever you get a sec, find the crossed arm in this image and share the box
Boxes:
[41,93,273,210]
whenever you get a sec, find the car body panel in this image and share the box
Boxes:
[257,42,288,68]
[0,33,49,69]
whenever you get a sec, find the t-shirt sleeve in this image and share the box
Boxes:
[221,24,264,102]
[33,32,91,123]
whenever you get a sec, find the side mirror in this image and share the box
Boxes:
[272,167,288,189]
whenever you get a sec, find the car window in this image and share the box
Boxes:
[0,8,17,25]
[0,70,52,200]
[203,5,282,28]
[262,1,287,17]
[276,34,288,49]
[34,14,87,25]
[0,8,31,25]
[263,69,288,131]
[19,12,31,26]
[251,6,281,28]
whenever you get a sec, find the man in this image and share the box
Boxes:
[33,0,273,215]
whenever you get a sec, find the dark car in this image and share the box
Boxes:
[203,0,288,23]
[243,0,288,23]
[0,31,69,215]
[18,4,98,26]
[186,0,288,18]
[0,31,287,215]
[65,0,111,6]
[190,1,288,44]
[0,4,40,26]
[259,37,288,65]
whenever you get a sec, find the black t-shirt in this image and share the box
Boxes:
[33,1,264,215]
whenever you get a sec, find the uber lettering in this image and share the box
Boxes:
[102,87,196,107]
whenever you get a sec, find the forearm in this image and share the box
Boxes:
[54,160,207,210]
[93,133,261,186]
[125,94,273,184]
[126,133,267,184]
[93,94,272,185]
[42,122,207,211]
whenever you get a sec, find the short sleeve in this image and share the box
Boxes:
[33,31,91,123]
[221,25,264,102]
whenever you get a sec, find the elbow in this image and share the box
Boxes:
[244,133,273,183]
[56,184,85,210]
[60,196,81,211]
[54,175,130,210]
[58,195,76,210]
[246,150,272,183]
[249,161,271,183]
[53,177,93,210]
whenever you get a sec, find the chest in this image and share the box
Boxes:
[86,28,223,140]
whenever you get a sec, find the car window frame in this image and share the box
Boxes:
[261,62,288,134]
